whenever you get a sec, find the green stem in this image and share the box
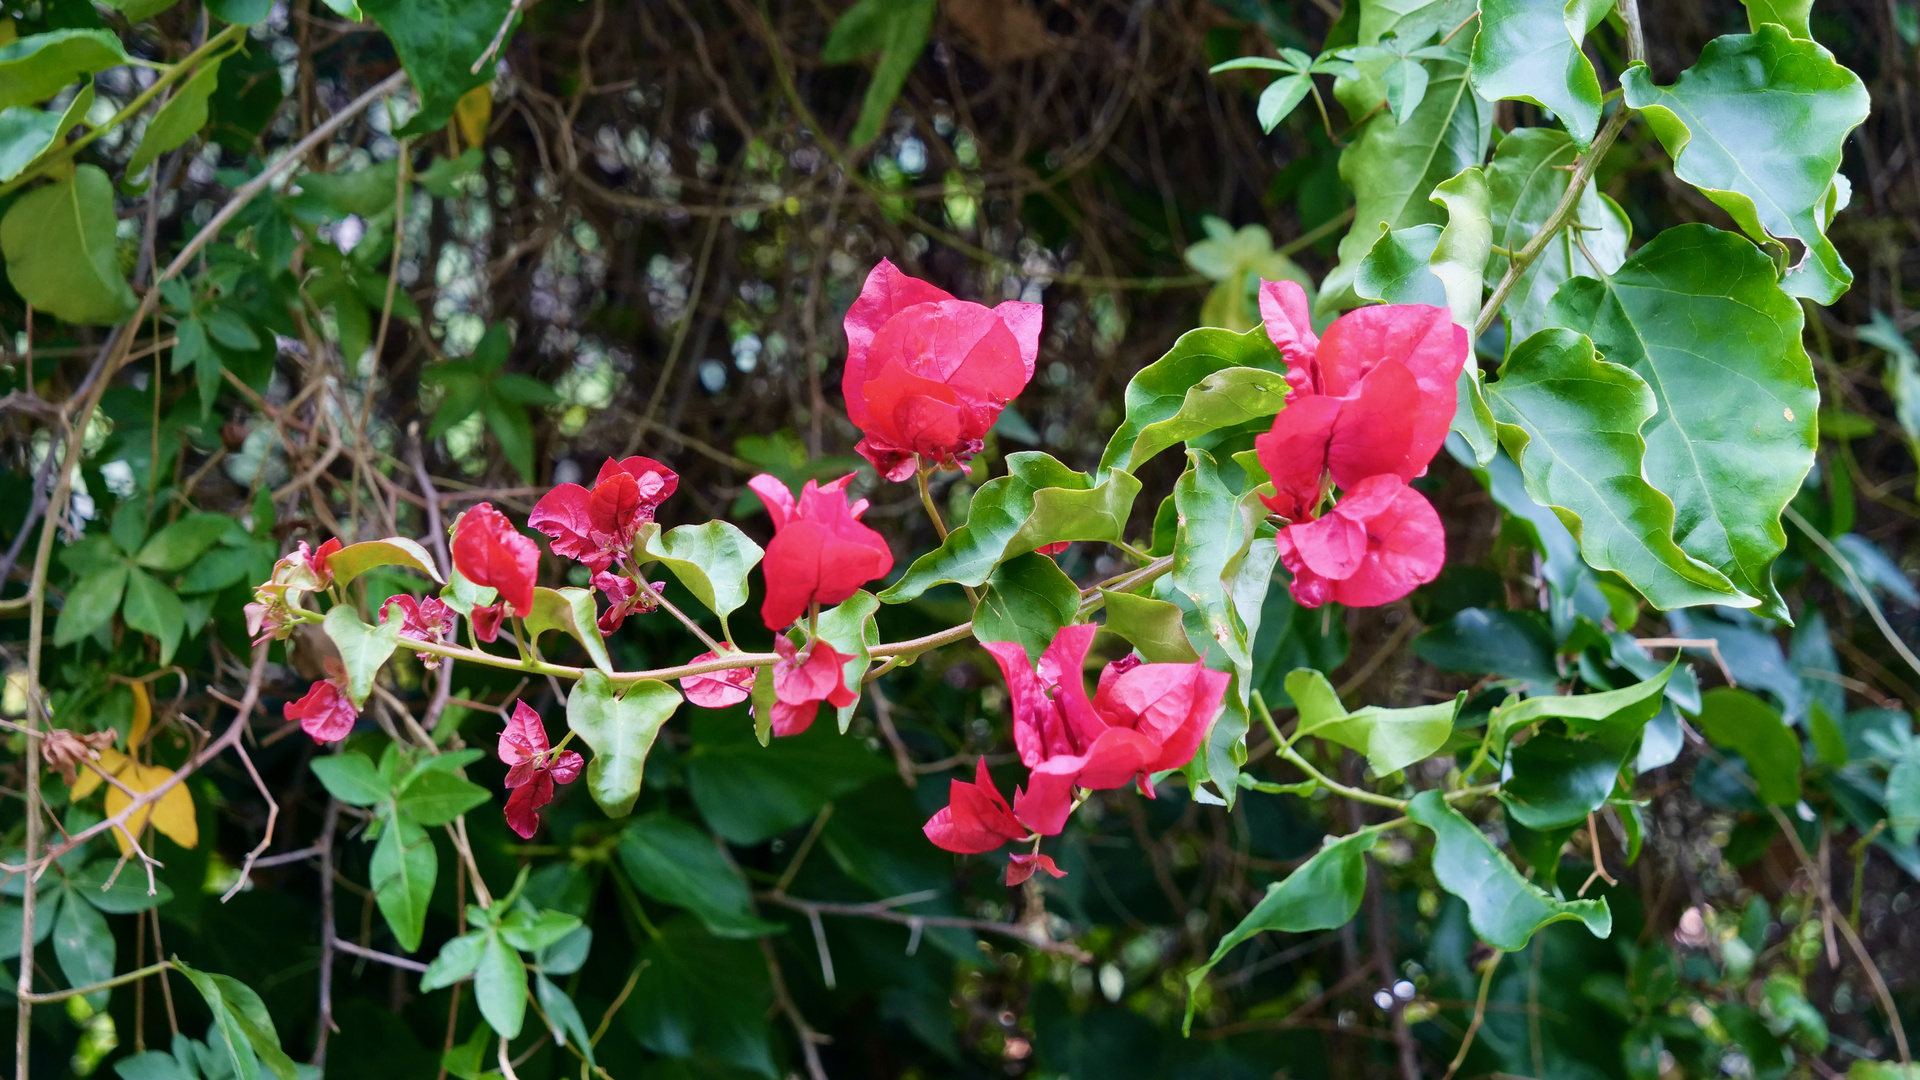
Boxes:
[16,961,173,1004]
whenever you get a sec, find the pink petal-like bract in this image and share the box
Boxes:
[451,502,539,617]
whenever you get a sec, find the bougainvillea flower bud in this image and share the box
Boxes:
[982,624,1229,835]
[591,570,662,634]
[749,473,894,631]
[766,636,856,737]
[923,757,1028,854]
[384,594,457,667]
[1006,852,1066,886]
[1036,541,1070,556]
[470,602,505,643]
[841,259,1042,480]
[451,502,539,617]
[529,456,678,572]
[285,678,357,743]
[1273,474,1444,608]
[497,701,584,839]
[285,538,343,590]
[681,644,756,708]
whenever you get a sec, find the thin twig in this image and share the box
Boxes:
[1440,951,1503,1080]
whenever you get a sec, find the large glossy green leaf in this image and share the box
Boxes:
[359,0,512,136]
[625,915,776,1076]
[565,673,680,818]
[684,711,893,845]
[1484,127,1630,342]
[1099,326,1283,476]
[1550,225,1819,618]
[1695,688,1803,805]
[1620,26,1869,303]
[1,164,137,324]
[1500,733,1630,829]
[125,56,221,185]
[370,811,436,952]
[1470,0,1611,148]
[881,452,1139,602]
[1182,828,1376,1033]
[972,552,1081,662]
[1486,327,1749,610]
[1407,789,1611,949]
[1288,669,1462,776]
[618,812,781,939]
[0,79,92,183]
[523,587,612,675]
[643,520,763,621]
[0,29,127,110]
[1099,589,1200,663]
[323,604,402,707]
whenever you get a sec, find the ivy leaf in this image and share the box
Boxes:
[1099,589,1200,663]
[1470,0,1611,148]
[123,567,186,663]
[972,553,1081,663]
[1695,688,1803,805]
[565,673,680,818]
[360,0,513,136]
[1182,829,1375,1033]
[1550,224,1819,618]
[1288,669,1461,776]
[308,752,389,807]
[1621,26,1869,303]
[618,812,783,939]
[0,29,128,110]
[370,811,437,952]
[1484,127,1631,343]
[1,164,138,324]
[125,57,222,187]
[1098,325,1282,476]
[326,537,444,587]
[322,603,403,708]
[0,78,93,183]
[1407,789,1611,950]
[523,587,612,675]
[642,520,764,621]
[54,562,128,647]
[820,0,936,146]
[473,930,527,1040]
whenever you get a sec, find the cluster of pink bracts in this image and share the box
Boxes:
[271,262,1460,857]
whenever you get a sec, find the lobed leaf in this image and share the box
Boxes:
[565,673,680,818]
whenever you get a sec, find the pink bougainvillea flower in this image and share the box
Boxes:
[384,594,457,667]
[529,456,678,573]
[470,601,506,643]
[451,502,539,617]
[1273,474,1444,608]
[285,676,357,743]
[290,538,344,589]
[982,624,1229,835]
[1252,280,1467,522]
[749,473,894,631]
[591,570,663,635]
[923,757,1028,854]
[1036,541,1070,556]
[497,701,584,839]
[841,259,1043,481]
[246,538,346,643]
[681,644,756,708]
[1006,852,1066,886]
[764,636,856,737]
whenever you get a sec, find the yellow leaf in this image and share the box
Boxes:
[104,762,198,856]
[68,747,127,801]
[128,681,151,750]
[454,85,492,151]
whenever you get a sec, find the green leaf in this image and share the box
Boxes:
[1486,327,1750,610]
[53,883,113,1009]
[1099,590,1200,663]
[533,973,596,1065]
[1171,450,1274,673]
[1859,312,1920,461]
[481,392,538,484]
[618,812,783,938]
[1549,224,1819,618]
[1620,26,1869,303]
[881,452,1141,602]
[473,930,527,1040]
[1484,127,1630,343]
[395,769,490,827]
[1287,669,1461,776]
[813,590,880,733]
[326,537,444,587]
[625,915,776,1076]
[1485,660,1674,757]
[0,29,128,110]
[69,859,174,912]
[125,57,221,185]
[564,673,680,818]
[1425,165,1491,335]
[821,0,935,146]
[642,520,764,621]
[370,811,437,952]
[1,164,137,324]
[1741,0,1812,36]
[685,710,893,845]
[55,562,128,646]
[498,908,580,952]
[420,930,485,992]
[1183,829,1375,1033]
[0,79,92,183]
[322,603,403,708]
[523,587,612,675]
[205,0,272,25]
[359,0,511,136]
[1255,73,1314,132]
[1500,733,1631,829]
[1695,687,1803,805]
[972,553,1081,663]
[1470,0,1611,148]
[308,752,388,807]
[134,512,231,572]
[1406,789,1611,950]
[123,567,186,663]
[1098,325,1282,475]
[295,159,399,219]
[173,961,298,1080]
[1887,750,1920,847]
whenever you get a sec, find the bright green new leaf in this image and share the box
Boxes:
[1099,324,1283,474]
[1741,0,1812,36]
[1286,669,1460,776]
[473,930,527,1040]
[54,563,129,646]
[499,908,580,952]
[618,812,782,938]
[1172,449,1273,673]
[523,587,612,675]
[1183,828,1375,1033]
[0,79,93,183]
[0,30,128,111]
[126,57,221,185]
[642,520,764,621]
[1550,225,1819,618]
[821,0,936,146]
[1621,27,1869,303]
[360,0,513,136]
[1486,327,1750,610]
[1407,789,1611,950]
[565,673,680,818]
[322,603,403,707]
[326,537,444,587]
[1,164,138,324]
[1484,126,1630,342]
[1485,660,1674,756]
[973,553,1081,662]
[370,811,436,952]
[1470,0,1612,148]
[134,513,231,572]
[1100,589,1200,663]
[1184,217,1315,330]
[308,752,388,807]
[395,769,490,826]
[1425,165,1491,334]
[1695,687,1803,805]
[123,567,186,663]
[814,590,880,733]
